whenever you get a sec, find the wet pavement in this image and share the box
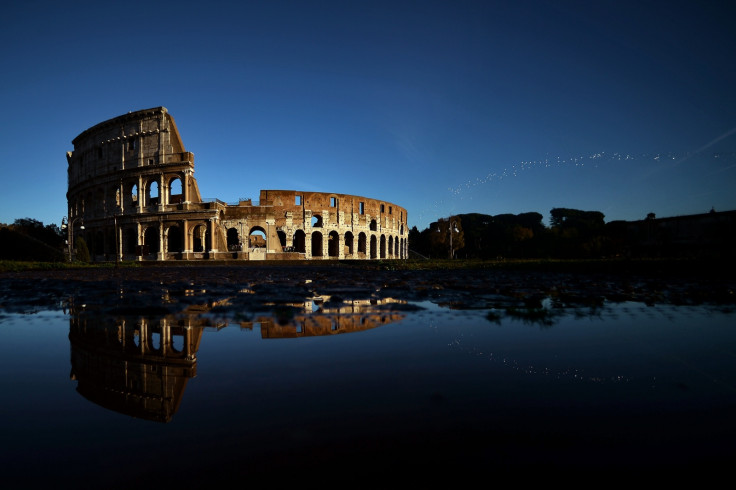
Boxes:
[1,262,734,317]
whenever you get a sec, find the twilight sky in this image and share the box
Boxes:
[1,0,734,230]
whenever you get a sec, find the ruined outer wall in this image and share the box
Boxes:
[219,190,408,259]
[67,108,407,261]
[66,107,217,261]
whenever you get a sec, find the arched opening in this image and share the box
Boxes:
[192,224,207,252]
[358,232,366,256]
[277,230,287,250]
[128,183,138,210]
[294,230,306,253]
[151,331,161,352]
[144,226,159,255]
[312,231,323,257]
[370,235,377,259]
[380,234,386,259]
[169,177,183,204]
[311,215,323,228]
[344,231,354,256]
[388,235,394,257]
[123,227,137,255]
[249,227,266,248]
[172,334,184,353]
[370,219,377,231]
[167,225,183,253]
[328,231,339,257]
[227,228,240,251]
[148,180,159,206]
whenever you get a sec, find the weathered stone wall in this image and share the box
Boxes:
[66,107,407,262]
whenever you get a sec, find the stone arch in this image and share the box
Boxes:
[169,176,183,204]
[127,182,138,209]
[123,227,137,255]
[147,180,159,206]
[370,219,377,231]
[328,231,339,257]
[227,227,240,251]
[249,226,266,248]
[311,214,323,228]
[344,231,354,256]
[388,235,394,257]
[192,223,207,252]
[380,234,386,259]
[370,235,377,259]
[144,225,159,255]
[311,230,323,257]
[294,230,306,253]
[167,225,183,253]
[358,232,367,256]
[277,230,287,249]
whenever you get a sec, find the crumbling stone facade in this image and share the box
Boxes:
[66,107,407,261]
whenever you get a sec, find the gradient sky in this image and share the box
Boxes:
[1,0,734,231]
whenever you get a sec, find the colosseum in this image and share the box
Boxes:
[66,107,408,262]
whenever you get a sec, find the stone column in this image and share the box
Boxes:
[159,174,166,208]
[139,319,148,355]
[182,219,190,259]
[208,219,218,258]
[137,175,144,213]
[160,319,169,357]
[183,171,190,204]
[158,222,165,261]
[136,222,142,260]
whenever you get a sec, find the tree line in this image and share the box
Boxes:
[0,218,79,262]
[410,208,625,259]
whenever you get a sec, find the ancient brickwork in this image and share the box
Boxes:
[66,107,407,261]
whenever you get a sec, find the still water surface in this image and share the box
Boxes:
[1,294,734,483]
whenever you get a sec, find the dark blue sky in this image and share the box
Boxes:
[1,0,734,229]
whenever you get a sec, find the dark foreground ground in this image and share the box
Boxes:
[1,259,734,314]
[2,259,735,483]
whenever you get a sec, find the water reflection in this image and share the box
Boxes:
[252,298,406,338]
[68,304,206,423]
[67,295,407,421]
[2,273,735,481]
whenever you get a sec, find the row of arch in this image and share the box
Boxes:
[226,227,406,259]
[69,174,185,219]
[81,222,406,260]
[81,222,214,258]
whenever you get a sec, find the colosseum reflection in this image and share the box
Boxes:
[66,107,408,261]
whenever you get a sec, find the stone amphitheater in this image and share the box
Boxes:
[66,107,407,261]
